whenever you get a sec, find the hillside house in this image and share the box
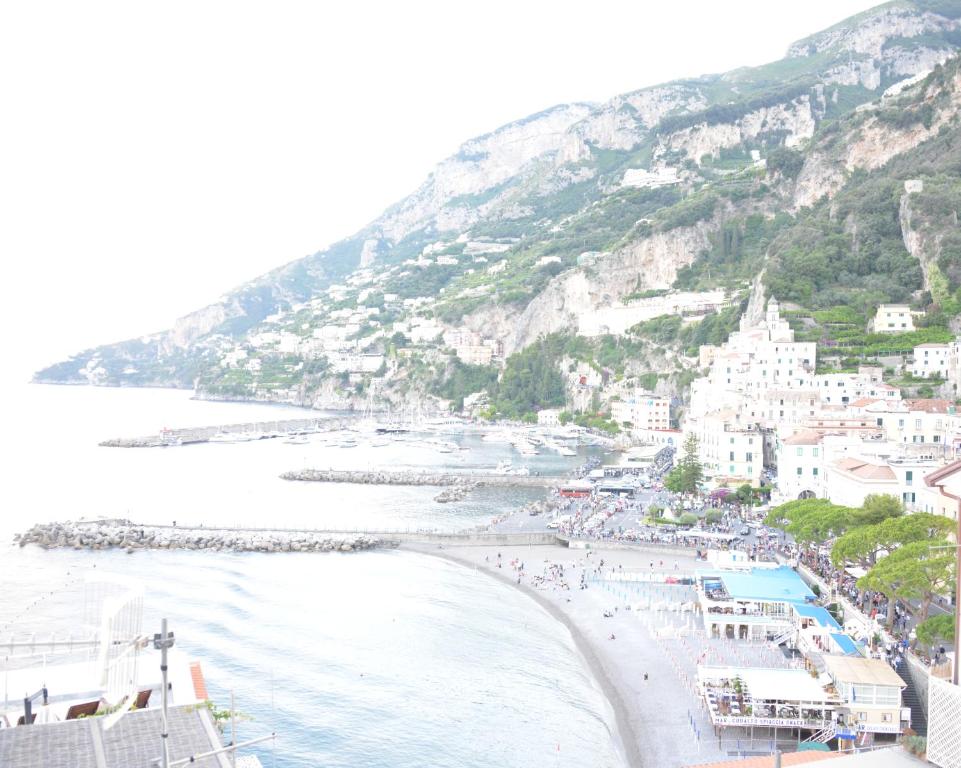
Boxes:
[872,305,918,333]
[912,343,951,378]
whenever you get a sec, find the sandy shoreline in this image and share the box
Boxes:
[406,542,708,768]
[416,545,643,768]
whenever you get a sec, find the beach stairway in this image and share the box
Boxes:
[804,723,836,744]
[896,665,927,737]
[768,628,794,647]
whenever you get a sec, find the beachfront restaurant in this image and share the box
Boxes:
[791,604,863,658]
[821,656,909,743]
[696,566,816,640]
[697,665,839,741]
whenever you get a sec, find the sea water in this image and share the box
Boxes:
[0,384,623,767]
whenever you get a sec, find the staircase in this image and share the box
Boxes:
[804,723,836,744]
[896,665,927,736]
[768,628,794,647]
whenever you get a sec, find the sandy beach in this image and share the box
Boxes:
[407,542,720,768]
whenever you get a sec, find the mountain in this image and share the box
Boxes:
[37,0,961,418]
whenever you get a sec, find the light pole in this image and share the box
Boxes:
[153,619,175,768]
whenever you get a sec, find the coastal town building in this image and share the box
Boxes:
[872,304,918,332]
[610,394,670,431]
[912,343,951,378]
[694,567,911,747]
[631,426,682,448]
[455,345,494,365]
[821,656,908,739]
[776,430,826,500]
[537,408,562,427]
[919,458,961,521]
[695,566,815,641]
[689,411,764,486]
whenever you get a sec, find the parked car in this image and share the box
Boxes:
[739,526,751,536]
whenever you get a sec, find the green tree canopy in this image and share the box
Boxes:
[665,434,703,494]
[858,540,955,628]
[764,498,859,545]
[831,513,954,569]
[916,614,955,648]
[856,494,905,526]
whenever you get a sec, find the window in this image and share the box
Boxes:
[813,468,819,476]
[729,465,735,474]
[915,419,922,430]
[796,447,803,456]
[882,713,892,723]
[729,451,735,461]
[746,452,753,463]
[935,435,941,443]
[906,471,913,486]
[812,448,819,457]
[899,419,905,428]
[797,467,803,476]
[858,712,867,721]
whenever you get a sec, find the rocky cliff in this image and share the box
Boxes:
[35,0,961,412]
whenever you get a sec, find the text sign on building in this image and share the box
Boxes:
[711,715,826,729]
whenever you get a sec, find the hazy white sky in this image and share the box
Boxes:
[1,0,880,377]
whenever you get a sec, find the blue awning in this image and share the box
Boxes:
[794,603,842,631]
[718,566,816,604]
[830,633,861,656]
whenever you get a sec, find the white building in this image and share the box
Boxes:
[329,352,385,374]
[455,345,493,366]
[776,430,826,500]
[443,329,479,348]
[611,395,670,431]
[825,457,900,507]
[919,459,961,521]
[692,410,763,486]
[912,343,950,378]
[537,409,562,427]
[872,304,917,333]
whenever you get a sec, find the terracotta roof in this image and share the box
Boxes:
[684,751,839,767]
[849,463,896,481]
[924,458,961,487]
[905,399,950,413]
[835,457,866,470]
[783,430,821,446]
[849,397,881,408]
[831,457,896,481]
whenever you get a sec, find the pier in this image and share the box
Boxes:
[14,520,562,553]
[280,468,563,488]
[99,416,353,447]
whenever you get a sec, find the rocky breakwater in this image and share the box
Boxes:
[434,479,478,503]
[14,520,394,554]
[281,469,556,488]
[282,469,469,486]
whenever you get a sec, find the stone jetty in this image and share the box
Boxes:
[434,480,476,503]
[99,416,351,448]
[281,469,559,488]
[14,520,393,554]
